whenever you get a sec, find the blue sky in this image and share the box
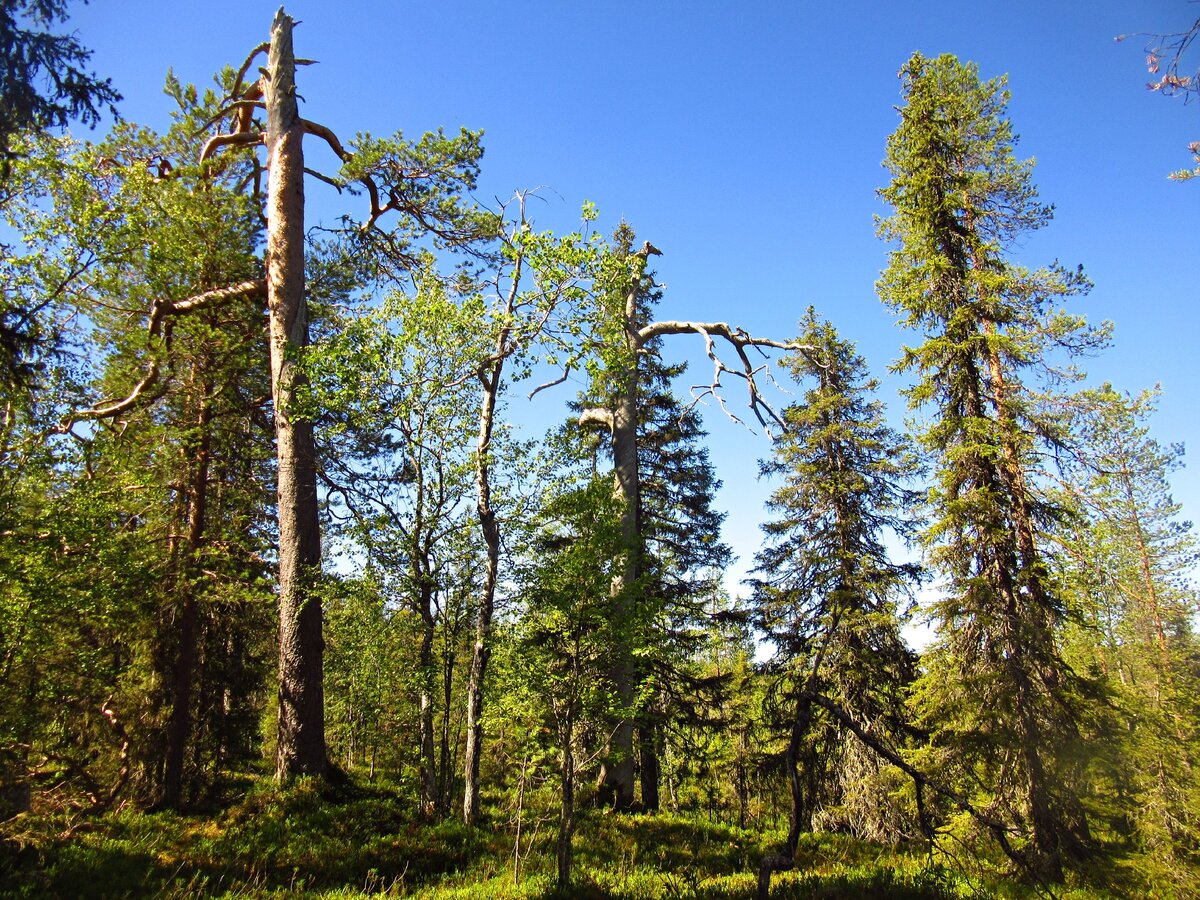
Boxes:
[67,1,1199,592]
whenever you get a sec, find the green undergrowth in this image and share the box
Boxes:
[0,777,1177,898]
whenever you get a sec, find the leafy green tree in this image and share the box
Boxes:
[0,71,274,810]
[322,573,414,780]
[749,311,919,886]
[309,274,485,815]
[461,194,604,825]
[877,52,1106,881]
[0,0,120,389]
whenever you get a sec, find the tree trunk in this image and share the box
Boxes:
[463,347,506,825]
[162,370,213,808]
[557,709,576,891]
[266,9,325,780]
[418,593,436,818]
[438,634,454,816]
[637,720,660,812]
[594,242,657,811]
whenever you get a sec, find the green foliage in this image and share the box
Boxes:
[878,52,1104,880]
[749,310,920,843]
[0,1,121,164]
[6,779,1119,898]
[1055,385,1200,879]
[0,71,275,809]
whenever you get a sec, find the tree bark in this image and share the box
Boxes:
[557,706,576,891]
[637,720,661,812]
[162,367,213,808]
[592,242,657,811]
[266,9,325,780]
[462,267,515,823]
[418,587,436,818]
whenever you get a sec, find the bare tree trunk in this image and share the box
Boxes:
[592,241,658,812]
[463,355,505,824]
[266,9,325,781]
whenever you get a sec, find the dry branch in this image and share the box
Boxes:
[199,130,264,164]
[639,320,812,435]
[61,279,265,428]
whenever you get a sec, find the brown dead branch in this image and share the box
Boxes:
[199,130,264,165]
[194,99,266,137]
[232,42,270,98]
[61,279,266,429]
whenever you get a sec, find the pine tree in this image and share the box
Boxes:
[877,52,1105,881]
[1058,385,1200,875]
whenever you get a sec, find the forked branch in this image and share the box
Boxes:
[640,320,812,435]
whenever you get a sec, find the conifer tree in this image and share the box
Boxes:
[877,52,1105,881]
[1058,385,1200,873]
[749,310,918,866]
[574,232,732,809]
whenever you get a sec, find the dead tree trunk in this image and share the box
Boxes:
[583,240,659,811]
[265,9,325,780]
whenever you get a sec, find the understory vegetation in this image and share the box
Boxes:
[0,776,1160,898]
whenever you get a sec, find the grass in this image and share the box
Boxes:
[0,776,1183,898]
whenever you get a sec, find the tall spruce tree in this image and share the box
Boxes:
[749,310,919,875]
[877,52,1105,881]
[630,337,732,812]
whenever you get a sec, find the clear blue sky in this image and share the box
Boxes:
[68,1,1199,591]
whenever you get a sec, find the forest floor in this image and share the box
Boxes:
[0,775,1164,899]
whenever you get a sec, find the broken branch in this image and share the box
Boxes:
[199,130,264,164]
[232,42,270,98]
[638,320,810,435]
[62,279,265,428]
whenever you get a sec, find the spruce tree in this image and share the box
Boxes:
[634,342,732,811]
[574,232,732,810]
[877,52,1104,881]
[749,310,918,859]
